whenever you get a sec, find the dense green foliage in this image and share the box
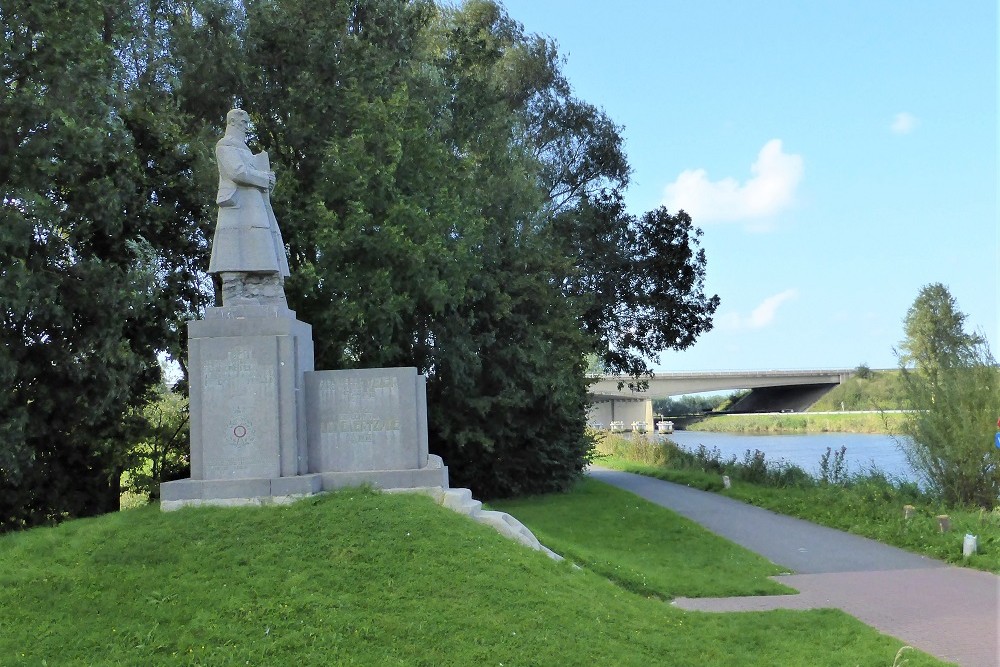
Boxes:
[600,435,1000,572]
[1,0,203,528]
[2,0,720,519]
[0,488,941,665]
[896,284,1000,508]
[1,0,244,528]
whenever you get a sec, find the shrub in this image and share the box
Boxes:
[895,283,1000,508]
[897,357,1000,507]
[121,385,190,501]
[818,446,848,485]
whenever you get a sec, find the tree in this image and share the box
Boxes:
[113,0,246,382]
[896,285,1000,507]
[238,0,599,497]
[898,283,981,389]
[550,192,719,382]
[854,363,873,380]
[121,382,191,501]
[0,0,241,530]
[1,0,164,529]
[2,0,722,511]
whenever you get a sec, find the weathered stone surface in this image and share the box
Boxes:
[305,367,428,473]
[318,455,448,491]
[271,474,323,497]
[396,486,563,561]
[161,477,271,501]
[204,304,297,321]
[208,110,289,279]
[188,310,314,481]
[160,474,322,504]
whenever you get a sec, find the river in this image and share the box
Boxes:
[663,430,918,482]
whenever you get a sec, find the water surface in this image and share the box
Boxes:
[663,430,917,482]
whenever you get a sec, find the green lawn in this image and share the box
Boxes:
[0,485,945,665]
[490,478,792,598]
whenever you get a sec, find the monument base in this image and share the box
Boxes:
[188,306,314,480]
[161,456,448,511]
[170,305,449,509]
[318,454,448,492]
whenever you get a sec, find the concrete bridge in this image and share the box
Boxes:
[587,369,855,430]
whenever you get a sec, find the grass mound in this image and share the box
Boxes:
[0,486,943,665]
[809,370,907,412]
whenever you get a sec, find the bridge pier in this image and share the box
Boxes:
[587,398,653,431]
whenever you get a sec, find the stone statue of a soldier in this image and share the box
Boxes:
[208,108,290,307]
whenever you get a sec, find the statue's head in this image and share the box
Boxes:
[225,108,250,135]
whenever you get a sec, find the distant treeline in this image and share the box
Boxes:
[653,390,748,416]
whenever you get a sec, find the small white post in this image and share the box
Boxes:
[963,534,977,558]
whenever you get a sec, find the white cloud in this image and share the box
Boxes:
[718,289,799,331]
[661,140,803,224]
[890,112,918,135]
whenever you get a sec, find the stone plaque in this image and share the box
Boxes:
[193,337,282,480]
[306,367,426,472]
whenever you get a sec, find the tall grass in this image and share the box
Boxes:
[593,431,813,488]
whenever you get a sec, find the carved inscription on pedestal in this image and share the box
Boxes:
[198,340,281,479]
[306,368,422,472]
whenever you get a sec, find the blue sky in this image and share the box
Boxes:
[500,0,998,372]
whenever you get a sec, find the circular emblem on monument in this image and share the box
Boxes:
[227,410,255,448]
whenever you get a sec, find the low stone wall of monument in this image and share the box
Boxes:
[161,307,447,507]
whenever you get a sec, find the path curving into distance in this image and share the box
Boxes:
[589,466,1000,667]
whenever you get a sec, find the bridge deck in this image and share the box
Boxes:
[589,369,855,400]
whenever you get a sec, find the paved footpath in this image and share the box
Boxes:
[590,467,1000,667]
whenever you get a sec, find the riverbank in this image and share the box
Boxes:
[592,434,1000,574]
[681,411,904,434]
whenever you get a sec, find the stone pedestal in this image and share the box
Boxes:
[161,305,315,504]
[189,306,313,479]
[161,309,448,509]
[306,367,447,491]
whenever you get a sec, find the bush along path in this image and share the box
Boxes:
[588,466,999,667]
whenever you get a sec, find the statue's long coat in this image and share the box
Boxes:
[207,136,290,276]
